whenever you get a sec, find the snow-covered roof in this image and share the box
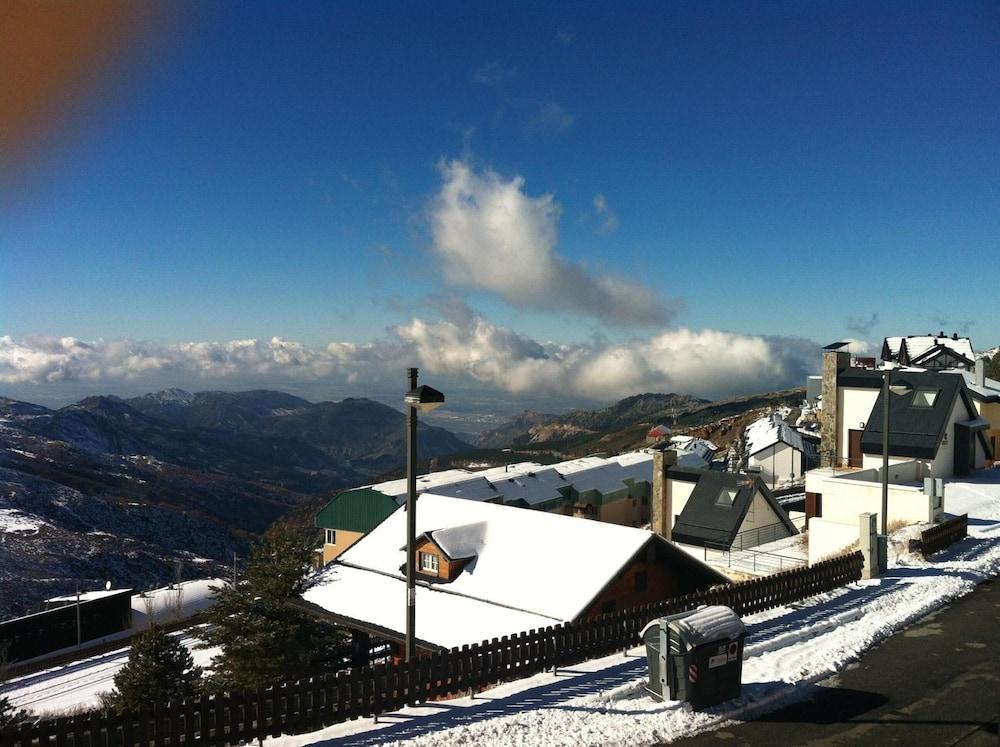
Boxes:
[744,414,804,456]
[884,335,975,364]
[940,367,1000,401]
[357,452,658,509]
[46,589,130,603]
[305,494,661,647]
[130,578,226,629]
[427,522,487,560]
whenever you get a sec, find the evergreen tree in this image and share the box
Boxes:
[985,354,1000,381]
[0,695,28,729]
[103,627,202,711]
[199,523,346,691]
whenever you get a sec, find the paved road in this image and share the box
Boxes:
[678,579,999,746]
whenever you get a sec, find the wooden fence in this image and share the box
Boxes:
[2,551,863,747]
[919,514,968,557]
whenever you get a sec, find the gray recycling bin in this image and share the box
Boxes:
[642,605,746,709]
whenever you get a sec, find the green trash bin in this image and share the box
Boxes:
[641,605,746,709]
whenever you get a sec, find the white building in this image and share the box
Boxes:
[744,413,807,489]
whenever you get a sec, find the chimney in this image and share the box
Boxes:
[975,357,985,388]
[820,349,850,467]
[651,449,677,540]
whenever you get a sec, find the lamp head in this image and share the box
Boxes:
[405,384,445,412]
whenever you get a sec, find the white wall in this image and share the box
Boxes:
[749,442,803,488]
[740,489,786,532]
[668,478,696,520]
[807,471,929,528]
[856,458,925,482]
[837,387,879,464]
[807,517,859,565]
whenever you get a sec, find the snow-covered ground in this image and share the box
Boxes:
[1,629,216,717]
[265,470,1000,747]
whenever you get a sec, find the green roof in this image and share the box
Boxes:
[315,488,399,533]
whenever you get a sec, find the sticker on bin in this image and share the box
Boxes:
[727,641,739,662]
[708,653,727,669]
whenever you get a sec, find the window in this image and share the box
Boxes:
[912,389,938,407]
[324,529,336,545]
[419,552,439,575]
[715,487,738,508]
[634,570,648,593]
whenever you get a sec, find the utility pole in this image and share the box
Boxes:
[405,367,418,663]
[76,587,82,647]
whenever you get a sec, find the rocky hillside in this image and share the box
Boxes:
[0,390,469,618]
[474,388,804,457]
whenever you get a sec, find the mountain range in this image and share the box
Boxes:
[0,390,469,618]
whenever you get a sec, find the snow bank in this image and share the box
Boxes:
[269,470,1000,747]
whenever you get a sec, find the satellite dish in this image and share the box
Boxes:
[105,581,112,591]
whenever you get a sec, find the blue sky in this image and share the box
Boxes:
[2,1,998,407]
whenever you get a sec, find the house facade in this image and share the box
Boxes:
[743,413,807,489]
[881,333,975,370]
[649,454,799,551]
[300,494,727,657]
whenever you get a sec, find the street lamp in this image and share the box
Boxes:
[880,369,912,537]
[404,368,445,662]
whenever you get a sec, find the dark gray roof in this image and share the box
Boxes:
[824,341,850,350]
[844,370,974,459]
[669,468,797,549]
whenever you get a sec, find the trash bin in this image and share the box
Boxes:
[641,605,746,709]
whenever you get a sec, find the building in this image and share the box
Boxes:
[819,350,991,477]
[743,413,808,489]
[650,454,799,552]
[881,333,975,370]
[315,452,660,563]
[300,494,727,656]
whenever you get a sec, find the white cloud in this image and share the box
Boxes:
[0,321,818,403]
[429,160,668,327]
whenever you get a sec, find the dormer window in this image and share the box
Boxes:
[715,487,738,508]
[912,389,938,408]
[419,551,439,575]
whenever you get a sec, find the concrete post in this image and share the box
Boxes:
[859,512,879,579]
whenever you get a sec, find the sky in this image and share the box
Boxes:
[2,1,998,411]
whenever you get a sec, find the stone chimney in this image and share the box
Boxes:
[975,357,985,388]
[651,448,677,540]
[820,349,851,467]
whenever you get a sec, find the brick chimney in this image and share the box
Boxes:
[820,349,851,467]
[651,449,677,540]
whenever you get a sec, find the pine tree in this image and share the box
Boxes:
[199,523,346,692]
[104,627,202,712]
[985,354,1000,381]
[0,695,28,729]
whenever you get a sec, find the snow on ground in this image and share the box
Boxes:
[268,470,1000,747]
[1,629,216,717]
[0,507,46,534]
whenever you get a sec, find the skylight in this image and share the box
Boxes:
[715,487,738,508]
[912,389,939,408]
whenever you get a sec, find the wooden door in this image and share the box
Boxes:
[848,429,864,467]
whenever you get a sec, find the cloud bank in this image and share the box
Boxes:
[429,160,668,327]
[1,321,818,403]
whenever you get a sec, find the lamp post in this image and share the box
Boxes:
[403,368,445,663]
[880,369,912,536]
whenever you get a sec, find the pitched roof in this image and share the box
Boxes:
[744,413,804,456]
[668,468,797,549]
[303,494,724,648]
[852,370,976,459]
[882,335,974,365]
